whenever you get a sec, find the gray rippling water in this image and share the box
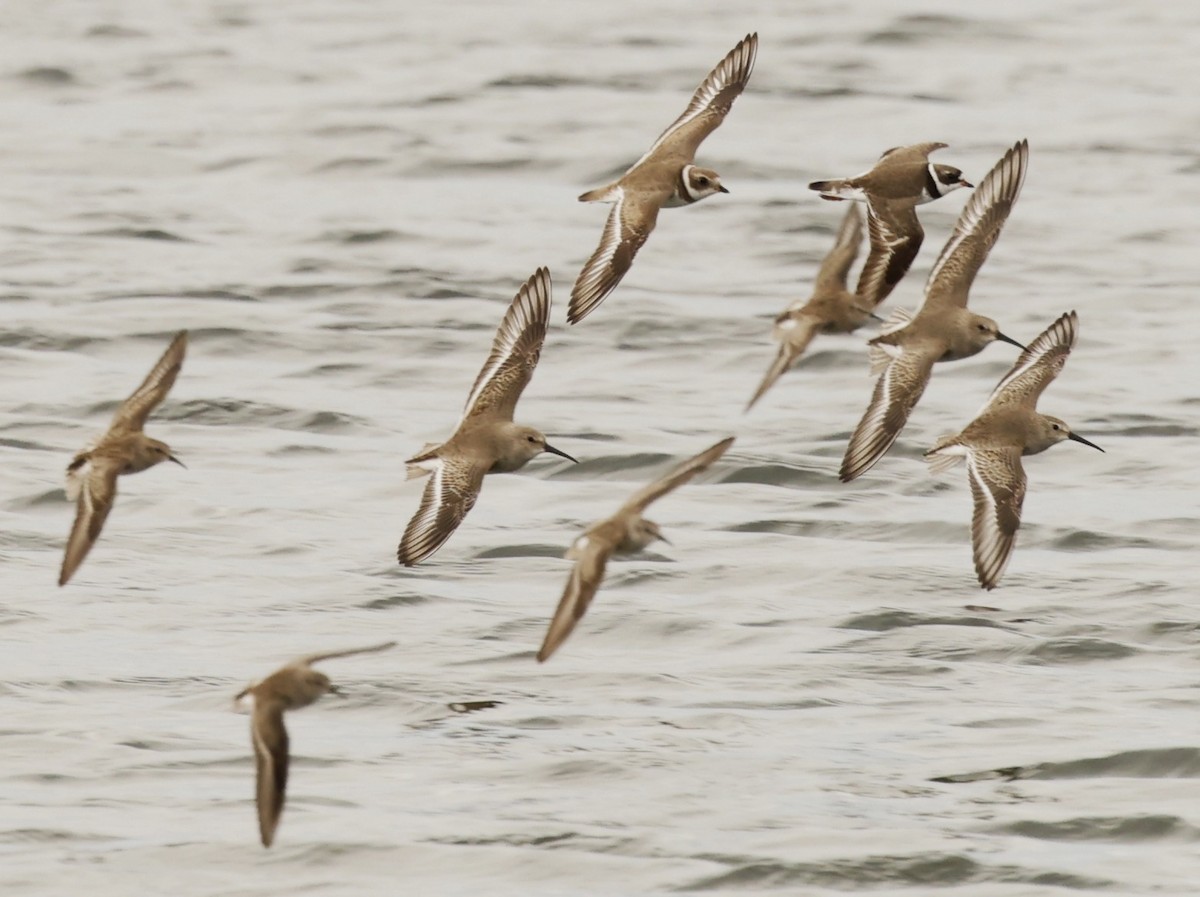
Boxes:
[2,1,1199,895]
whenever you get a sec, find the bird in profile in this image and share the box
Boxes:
[398,267,576,566]
[537,436,734,663]
[840,139,1031,483]
[59,330,187,586]
[234,641,397,848]
[809,142,973,309]
[569,33,758,324]
[746,203,873,410]
[925,311,1103,589]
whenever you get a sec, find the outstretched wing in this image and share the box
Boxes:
[113,331,187,431]
[621,437,735,513]
[813,202,864,294]
[840,345,938,482]
[250,701,289,848]
[922,140,1029,312]
[537,532,616,663]
[568,190,660,324]
[462,268,552,422]
[58,458,121,586]
[746,317,820,411]
[855,200,923,308]
[983,310,1077,414]
[300,641,398,667]
[397,456,487,566]
[632,33,758,168]
[876,141,949,164]
[966,446,1027,590]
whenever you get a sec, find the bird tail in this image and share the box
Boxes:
[405,443,441,480]
[924,436,967,474]
[808,178,858,201]
[578,182,620,203]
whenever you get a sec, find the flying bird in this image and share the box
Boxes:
[537,437,734,662]
[399,268,576,565]
[60,330,187,586]
[925,311,1103,589]
[569,33,758,324]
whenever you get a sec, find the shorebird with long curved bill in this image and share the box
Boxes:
[59,330,187,586]
[234,641,396,847]
[925,311,1103,590]
[569,33,757,324]
[746,204,873,411]
[840,140,1031,483]
[398,268,577,566]
[537,437,734,663]
[809,142,972,310]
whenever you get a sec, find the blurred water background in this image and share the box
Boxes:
[2,1,1199,894]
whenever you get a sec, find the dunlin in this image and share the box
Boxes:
[568,33,758,324]
[537,436,733,663]
[925,311,1103,589]
[59,330,187,586]
[398,268,576,566]
[746,204,872,410]
[809,142,972,309]
[234,641,397,848]
[839,140,1030,483]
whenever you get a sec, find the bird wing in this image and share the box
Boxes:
[839,343,939,482]
[537,530,616,662]
[966,446,1027,590]
[112,330,187,431]
[250,700,289,848]
[462,268,552,422]
[983,310,1077,414]
[58,457,121,586]
[568,189,660,324]
[621,436,735,513]
[397,455,486,566]
[299,641,398,667]
[631,33,758,168]
[921,140,1029,312]
[855,199,923,309]
[746,317,820,411]
[813,202,864,294]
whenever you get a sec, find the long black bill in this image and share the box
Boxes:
[169,455,187,469]
[996,332,1026,351]
[1067,432,1104,452]
[543,442,578,463]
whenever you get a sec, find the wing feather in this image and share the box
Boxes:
[855,200,923,308]
[58,459,120,586]
[840,346,938,482]
[537,534,615,662]
[982,310,1077,414]
[397,457,486,566]
[632,33,757,168]
[250,701,289,848]
[922,140,1029,311]
[113,331,187,431]
[621,437,735,512]
[966,447,1027,590]
[462,268,551,421]
[568,190,659,324]
[813,203,864,294]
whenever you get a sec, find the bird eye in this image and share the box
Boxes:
[527,435,537,443]
[1052,423,1061,431]
[697,176,709,185]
